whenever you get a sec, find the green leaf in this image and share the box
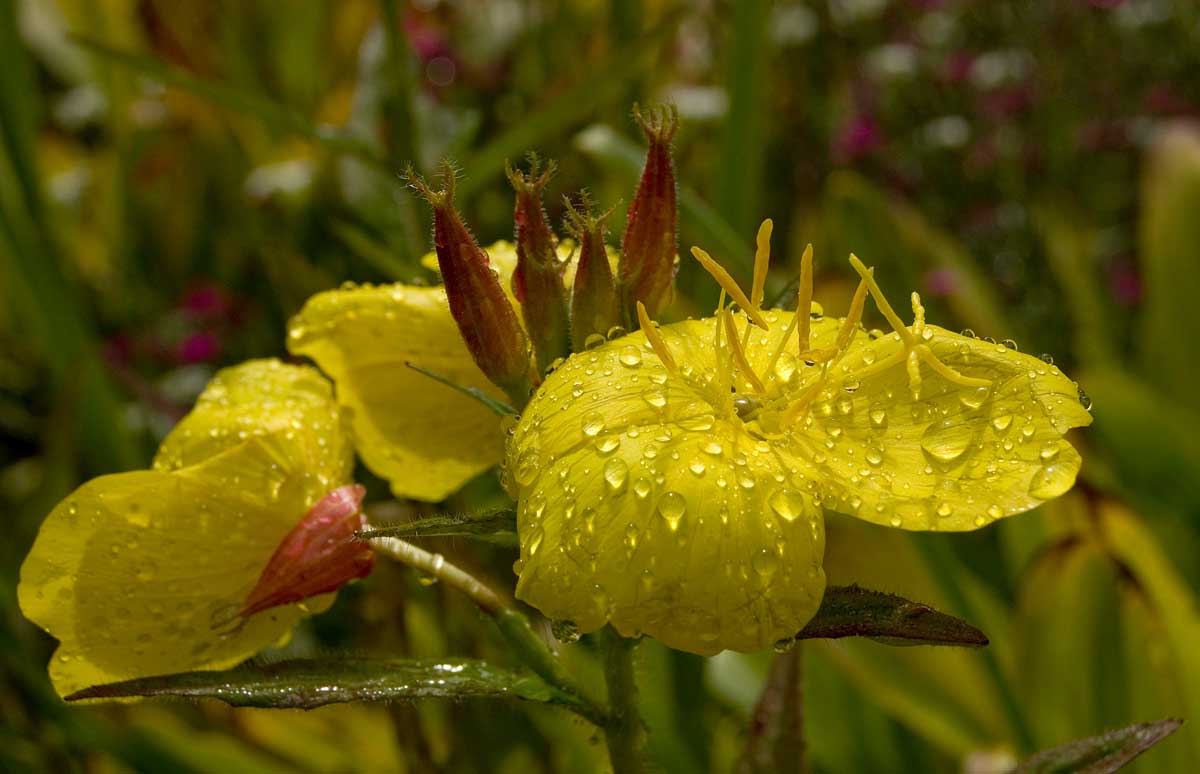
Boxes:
[454,11,684,203]
[1139,127,1200,402]
[787,585,989,648]
[66,658,582,713]
[361,509,518,547]
[1013,719,1183,774]
[736,648,805,774]
[70,36,390,172]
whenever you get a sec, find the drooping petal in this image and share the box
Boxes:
[153,358,353,489]
[19,432,342,698]
[288,280,512,502]
[507,320,826,655]
[790,327,1093,530]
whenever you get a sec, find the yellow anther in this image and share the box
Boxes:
[750,219,773,308]
[911,291,925,337]
[834,277,869,353]
[797,243,814,354]
[723,310,766,394]
[849,254,916,347]
[637,300,677,373]
[691,246,769,329]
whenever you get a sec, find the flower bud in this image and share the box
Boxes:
[564,193,619,350]
[408,164,532,405]
[507,157,571,372]
[240,484,375,620]
[619,104,679,322]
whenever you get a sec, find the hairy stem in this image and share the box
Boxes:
[368,535,606,726]
[601,627,646,773]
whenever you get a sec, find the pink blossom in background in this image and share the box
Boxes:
[922,268,959,297]
[176,332,221,364]
[834,111,883,161]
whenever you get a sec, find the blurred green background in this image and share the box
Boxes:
[3,0,1200,771]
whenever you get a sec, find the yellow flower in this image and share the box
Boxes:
[505,222,1092,655]
[19,360,360,697]
[287,241,595,502]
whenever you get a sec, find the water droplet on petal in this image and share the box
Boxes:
[595,435,621,454]
[657,491,686,531]
[604,459,629,494]
[643,388,667,408]
[619,346,642,367]
[633,477,653,499]
[582,411,605,437]
[1029,463,1074,499]
[920,419,973,463]
[769,489,806,523]
[752,548,780,578]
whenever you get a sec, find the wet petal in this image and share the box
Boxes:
[792,326,1092,530]
[153,359,352,489]
[507,323,825,655]
[19,432,341,698]
[288,281,510,502]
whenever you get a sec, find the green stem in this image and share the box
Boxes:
[368,535,606,726]
[601,627,645,773]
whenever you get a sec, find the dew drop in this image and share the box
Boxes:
[657,491,687,531]
[583,333,607,350]
[769,489,807,522]
[582,411,605,437]
[869,404,888,430]
[774,353,797,382]
[991,414,1013,433]
[752,548,780,578]
[936,502,953,518]
[1029,463,1074,499]
[619,346,643,367]
[689,460,707,476]
[920,419,973,463]
[633,477,653,499]
[514,447,539,486]
[604,459,629,494]
[703,441,723,456]
[959,386,990,410]
[1039,443,1060,461]
[643,388,667,408]
[527,526,545,556]
[987,504,1004,520]
[595,435,621,454]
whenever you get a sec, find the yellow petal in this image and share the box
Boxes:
[793,327,1093,530]
[19,432,338,698]
[508,318,826,655]
[288,281,509,502]
[154,359,353,489]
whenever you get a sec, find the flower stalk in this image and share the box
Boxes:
[600,627,646,773]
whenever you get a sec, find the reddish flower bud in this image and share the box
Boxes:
[507,157,571,373]
[619,104,679,323]
[408,165,533,404]
[240,484,375,620]
[565,193,619,350]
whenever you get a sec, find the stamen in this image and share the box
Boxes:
[917,346,992,388]
[764,307,801,384]
[690,247,769,329]
[750,219,773,309]
[637,300,677,373]
[723,310,766,394]
[797,276,868,366]
[848,254,916,347]
[797,243,814,354]
[714,290,731,400]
